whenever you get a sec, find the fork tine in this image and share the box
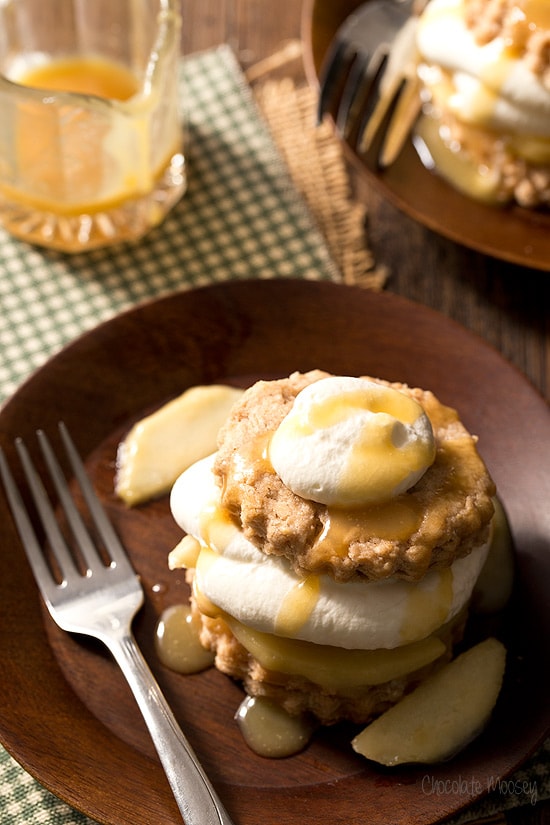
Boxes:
[58,422,133,573]
[0,445,60,596]
[15,436,83,587]
[377,73,422,167]
[335,48,372,136]
[346,47,389,147]
[37,428,106,574]
[357,63,405,157]
[317,38,350,124]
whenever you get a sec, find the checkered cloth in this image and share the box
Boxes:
[0,44,548,825]
[0,45,338,405]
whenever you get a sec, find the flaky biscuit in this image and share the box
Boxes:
[213,371,495,583]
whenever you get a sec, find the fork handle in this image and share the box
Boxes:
[106,629,235,825]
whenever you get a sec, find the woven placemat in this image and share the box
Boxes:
[251,52,387,291]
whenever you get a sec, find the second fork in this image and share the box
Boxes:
[317,0,420,165]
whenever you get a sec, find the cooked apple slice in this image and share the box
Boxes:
[115,384,243,505]
[352,637,506,765]
[226,616,447,690]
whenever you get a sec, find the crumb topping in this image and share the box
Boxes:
[464,0,550,85]
[427,107,550,207]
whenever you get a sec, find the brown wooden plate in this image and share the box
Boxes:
[0,280,548,825]
[301,0,550,270]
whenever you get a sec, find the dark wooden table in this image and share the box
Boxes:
[182,0,549,407]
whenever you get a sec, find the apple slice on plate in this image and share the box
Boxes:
[352,637,506,766]
[115,384,243,505]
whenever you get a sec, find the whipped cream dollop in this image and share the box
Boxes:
[416,0,550,137]
[170,455,490,650]
[268,376,436,507]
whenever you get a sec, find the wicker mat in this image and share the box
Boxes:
[249,42,388,291]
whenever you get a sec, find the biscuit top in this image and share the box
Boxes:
[269,376,436,507]
[213,371,496,582]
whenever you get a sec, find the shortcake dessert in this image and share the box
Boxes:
[415,0,550,206]
[168,370,496,727]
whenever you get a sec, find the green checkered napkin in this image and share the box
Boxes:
[0,45,338,406]
[0,43,548,825]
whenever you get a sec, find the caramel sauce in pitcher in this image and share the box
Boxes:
[19,56,139,100]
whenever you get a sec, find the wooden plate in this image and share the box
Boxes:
[301,0,550,270]
[0,280,548,825]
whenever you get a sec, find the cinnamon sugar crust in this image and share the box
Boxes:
[213,371,495,583]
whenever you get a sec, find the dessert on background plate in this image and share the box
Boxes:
[413,0,550,206]
[118,370,512,762]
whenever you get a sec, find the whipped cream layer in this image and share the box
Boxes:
[269,377,436,507]
[417,0,550,137]
[170,455,490,651]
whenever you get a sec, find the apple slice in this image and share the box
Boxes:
[352,637,506,765]
[115,384,243,505]
[226,616,447,690]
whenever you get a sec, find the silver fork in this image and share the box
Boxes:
[0,423,235,825]
[317,0,421,168]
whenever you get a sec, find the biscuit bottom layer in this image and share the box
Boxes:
[192,599,467,725]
